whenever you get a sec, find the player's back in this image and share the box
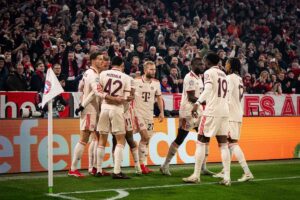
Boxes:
[227,74,243,122]
[203,67,229,117]
[81,68,100,114]
[100,68,131,110]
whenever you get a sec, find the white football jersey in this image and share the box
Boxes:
[99,68,131,111]
[124,75,135,112]
[179,71,204,117]
[81,67,101,114]
[201,66,229,117]
[133,76,161,121]
[227,73,244,122]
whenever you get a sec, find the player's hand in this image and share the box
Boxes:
[126,95,134,102]
[191,104,199,118]
[115,96,126,104]
[159,112,164,122]
[75,104,84,116]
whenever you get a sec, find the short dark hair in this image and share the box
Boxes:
[191,57,203,67]
[90,51,102,61]
[228,57,241,74]
[205,52,220,65]
[111,56,123,66]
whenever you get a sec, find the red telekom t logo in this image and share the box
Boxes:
[142,92,151,102]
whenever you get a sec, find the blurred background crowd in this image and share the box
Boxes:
[0,0,299,94]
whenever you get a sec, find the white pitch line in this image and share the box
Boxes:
[52,175,300,200]
[106,190,129,200]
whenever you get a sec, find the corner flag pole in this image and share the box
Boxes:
[48,100,53,193]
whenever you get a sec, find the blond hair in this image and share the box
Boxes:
[143,60,155,70]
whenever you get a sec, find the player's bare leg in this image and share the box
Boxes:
[228,139,253,182]
[139,129,152,174]
[69,130,90,177]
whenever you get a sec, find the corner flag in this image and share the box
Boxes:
[42,67,64,193]
[42,68,64,108]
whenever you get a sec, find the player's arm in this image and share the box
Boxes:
[156,95,164,122]
[192,72,212,117]
[186,90,198,103]
[155,81,164,122]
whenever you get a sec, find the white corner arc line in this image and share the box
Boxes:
[106,190,129,200]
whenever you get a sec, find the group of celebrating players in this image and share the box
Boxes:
[68,51,254,186]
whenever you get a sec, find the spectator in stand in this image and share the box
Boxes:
[284,70,297,94]
[0,0,299,95]
[270,74,282,95]
[161,76,172,93]
[53,63,66,81]
[252,71,273,94]
[243,73,254,94]
[0,56,8,91]
[155,56,170,80]
[6,64,28,91]
[146,46,157,62]
[61,49,78,91]
[167,66,183,93]
[30,60,45,92]
[126,56,141,77]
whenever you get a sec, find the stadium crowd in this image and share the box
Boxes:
[0,0,300,94]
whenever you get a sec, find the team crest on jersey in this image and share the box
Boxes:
[189,80,194,86]
[204,74,210,81]
[151,86,154,90]
[44,81,51,95]
[95,77,99,83]
[139,123,144,128]
[139,86,143,88]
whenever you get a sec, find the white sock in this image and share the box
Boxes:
[93,140,98,168]
[193,142,206,178]
[71,142,85,171]
[163,142,178,167]
[96,146,105,173]
[201,144,209,170]
[114,144,124,174]
[88,140,95,171]
[230,144,251,174]
[131,147,140,168]
[138,142,147,165]
[220,143,231,181]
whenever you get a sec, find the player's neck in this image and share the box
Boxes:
[143,75,151,82]
[90,65,99,74]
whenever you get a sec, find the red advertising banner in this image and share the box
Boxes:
[0,92,71,118]
[1,92,300,118]
[1,117,300,174]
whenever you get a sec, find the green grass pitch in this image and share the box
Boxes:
[1,160,300,200]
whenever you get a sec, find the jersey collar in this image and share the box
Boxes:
[190,71,200,79]
[90,66,99,74]
[142,75,152,83]
[111,67,122,71]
